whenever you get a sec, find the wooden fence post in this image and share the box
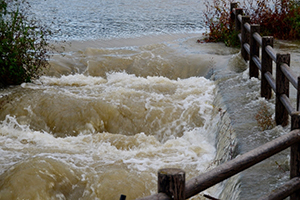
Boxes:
[235,8,243,32]
[230,3,238,23]
[261,36,274,99]
[291,76,300,200]
[241,16,250,61]
[230,3,238,31]
[249,24,260,78]
[290,111,300,200]
[158,168,185,200]
[298,77,300,111]
[275,53,290,126]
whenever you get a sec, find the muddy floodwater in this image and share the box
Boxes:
[1,0,300,199]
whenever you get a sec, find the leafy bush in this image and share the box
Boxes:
[203,0,300,46]
[242,0,300,39]
[203,0,239,46]
[0,0,53,86]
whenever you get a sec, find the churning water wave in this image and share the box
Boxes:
[0,72,221,199]
[4,0,300,199]
[0,0,234,198]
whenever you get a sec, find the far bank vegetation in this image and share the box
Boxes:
[203,0,300,46]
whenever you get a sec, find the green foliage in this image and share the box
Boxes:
[203,0,300,47]
[0,0,53,86]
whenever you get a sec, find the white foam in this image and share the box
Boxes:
[0,72,219,198]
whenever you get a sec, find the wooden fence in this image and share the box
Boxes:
[124,3,300,200]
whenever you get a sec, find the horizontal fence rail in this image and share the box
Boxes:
[133,2,300,200]
[137,130,300,200]
[259,177,300,200]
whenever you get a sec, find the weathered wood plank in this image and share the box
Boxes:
[258,177,300,200]
[249,24,260,78]
[275,53,290,126]
[252,55,261,71]
[261,37,274,99]
[243,43,250,54]
[235,8,243,32]
[158,168,185,200]
[281,63,298,89]
[244,22,251,33]
[230,3,238,24]
[291,112,300,200]
[241,16,250,61]
[264,72,276,92]
[184,130,300,198]
[265,45,277,62]
[280,94,295,115]
[297,77,300,111]
[136,193,171,200]
[253,32,262,46]
[138,130,300,200]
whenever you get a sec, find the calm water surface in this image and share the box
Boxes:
[29,0,206,41]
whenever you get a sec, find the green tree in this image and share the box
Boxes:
[0,0,53,86]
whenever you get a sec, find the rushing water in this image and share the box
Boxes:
[1,0,300,199]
